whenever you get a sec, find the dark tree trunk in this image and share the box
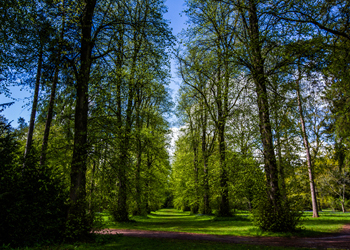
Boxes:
[40,66,58,166]
[116,85,134,221]
[113,33,129,221]
[116,147,129,221]
[23,46,43,165]
[201,111,211,215]
[67,0,96,238]
[216,54,230,217]
[40,10,65,166]
[217,119,230,216]
[144,117,152,214]
[115,65,136,222]
[135,144,142,215]
[188,114,199,214]
[192,141,199,214]
[89,160,96,212]
[248,0,280,209]
[145,151,152,214]
[135,89,143,215]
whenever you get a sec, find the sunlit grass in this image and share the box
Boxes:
[99,208,350,237]
[22,209,348,249]
[300,210,350,233]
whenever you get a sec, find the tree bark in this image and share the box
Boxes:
[135,88,143,215]
[274,106,287,200]
[248,0,280,209]
[40,5,65,166]
[188,113,199,213]
[67,0,96,238]
[40,66,58,166]
[192,140,199,214]
[217,118,230,216]
[145,150,152,213]
[216,44,230,217]
[23,46,43,165]
[89,160,96,212]
[296,69,319,218]
[116,50,138,222]
[145,117,152,214]
[201,110,211,215]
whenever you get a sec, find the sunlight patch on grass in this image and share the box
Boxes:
[101,208,350,237]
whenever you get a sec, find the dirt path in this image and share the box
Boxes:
[99,224,350,249]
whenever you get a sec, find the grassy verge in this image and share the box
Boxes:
[19,235,313,250]
[100,208,350,237]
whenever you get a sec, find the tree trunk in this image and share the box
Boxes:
[341,200,345,213]
[135,90,143,215]
[201,111,211,215]
[215,46,230,217]
[135,145,142,215]
[89,160,96,212]
[23,46,43,165]
[116,146,129,221]
[67,0,96,238]
[274,110,287,200]
[145,117,152,214]
[40,7,65,166]
[189,114,199,214]
[296,71,319,218]
[145,150,152,214]
[341,185,346,213]
[115,91,132,221]
[248,0,280,209]
[192,142,199,214]
[218,117,230,216]
[116,61,136,222]
[40,66,58,166]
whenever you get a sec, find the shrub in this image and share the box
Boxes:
[252,194,302,232]
[0,118,68,247]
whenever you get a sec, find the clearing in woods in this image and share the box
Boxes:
[98,208,350,249]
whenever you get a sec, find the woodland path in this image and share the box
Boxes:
[100,224,350,249]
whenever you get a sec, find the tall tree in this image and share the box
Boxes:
[40,0,66,166]
[179,0,245,216]
[66,0,97,237]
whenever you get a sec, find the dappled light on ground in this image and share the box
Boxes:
[100,209,350,238]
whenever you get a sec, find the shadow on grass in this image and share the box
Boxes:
[148,213,190,217]
[101,209,350,238]
[302,219,350,225]
[212,216,251,222]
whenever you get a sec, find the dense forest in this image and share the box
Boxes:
[0,0,349,247]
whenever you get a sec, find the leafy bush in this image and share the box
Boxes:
[0,117,68,247]
[252,195,302,232]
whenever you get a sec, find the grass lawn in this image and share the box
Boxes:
[100,208,350,237]
[14,209,349,250]
[23,235,313,250]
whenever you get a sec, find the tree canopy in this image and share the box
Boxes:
[0,0,349,246]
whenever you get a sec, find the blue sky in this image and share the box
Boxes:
[0,0,187,127]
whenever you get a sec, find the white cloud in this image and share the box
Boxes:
[168,126,184,158]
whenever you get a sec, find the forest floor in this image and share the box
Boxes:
[100,224,350,249]
[98,209,350,249]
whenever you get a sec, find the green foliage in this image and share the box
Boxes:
[0,117,68,247]
[65,199,94,242]
[252,196,302,232]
